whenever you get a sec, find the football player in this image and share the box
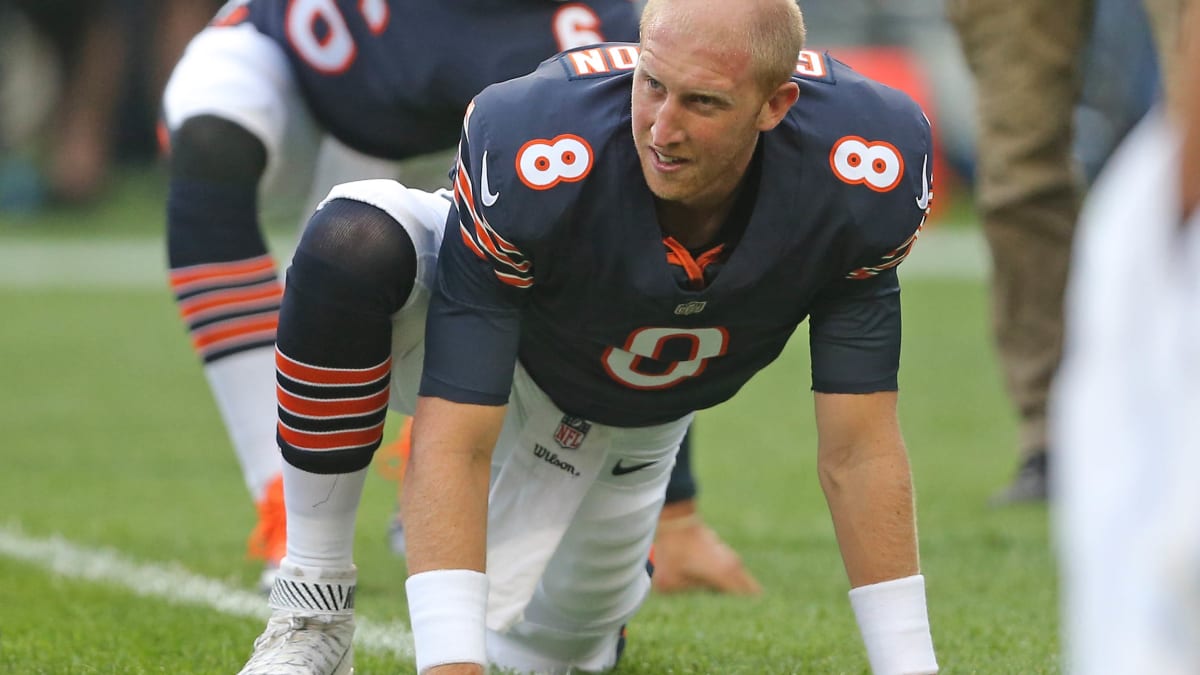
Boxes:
[237,0,939,672]
[161,0,756,596]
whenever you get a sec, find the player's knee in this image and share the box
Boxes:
[170,115,267,186]
[294,198,418,313]
[166,116,267,267]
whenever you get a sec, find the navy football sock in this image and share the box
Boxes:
[665,428,698,504]
[276,199,417,475]
[167,115,276,362]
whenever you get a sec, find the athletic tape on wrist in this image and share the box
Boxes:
[848,574,938,675]
[406,569,489,674]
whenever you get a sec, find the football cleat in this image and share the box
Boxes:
[375,417,413,483]
[248,473,288,593]
[376,417,413,557]
[239,559,357,675]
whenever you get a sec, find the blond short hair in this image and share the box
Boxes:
[640,0,807,92]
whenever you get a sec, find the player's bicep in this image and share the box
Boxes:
[418,303,519,409]
[421,190,528,404]
[808,269,902,394]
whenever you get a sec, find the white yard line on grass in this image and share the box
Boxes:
[0,235,298,289]
[0,228,987,288]
[0,524,414,660]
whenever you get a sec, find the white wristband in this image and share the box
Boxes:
[406,569,489,674]
[848,574,938,675]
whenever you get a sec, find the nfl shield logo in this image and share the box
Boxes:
[554,416,591,450]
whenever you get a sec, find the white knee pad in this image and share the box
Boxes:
[164,25,299,160]
[163,24,322,201]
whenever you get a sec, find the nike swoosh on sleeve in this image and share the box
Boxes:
[915,154,932,211]
[481,150,500,207]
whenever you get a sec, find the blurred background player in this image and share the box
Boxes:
[1053,4,1199,671]
[0,0,219,209]
[161,0,758,595]
[947,0,1188,504]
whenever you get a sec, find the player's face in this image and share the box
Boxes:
[631,27,772,211]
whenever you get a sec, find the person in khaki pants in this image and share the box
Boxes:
[947,0,1186,505]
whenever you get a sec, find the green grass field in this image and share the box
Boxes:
[0,171,1057,674]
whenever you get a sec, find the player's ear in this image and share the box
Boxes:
[757,81,799,131]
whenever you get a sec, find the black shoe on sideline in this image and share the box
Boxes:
[988,450,1049,507]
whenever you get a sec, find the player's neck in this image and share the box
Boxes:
[655,139,762,249]
[655,187,742,250]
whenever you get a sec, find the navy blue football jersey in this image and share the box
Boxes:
[221,0,638,159]
[421,45,934,427]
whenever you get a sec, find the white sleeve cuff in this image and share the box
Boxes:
[406,569,489,674]
[848,574,938,675]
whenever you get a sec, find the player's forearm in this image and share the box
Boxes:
[401,412,494,574]
[403,396,504,674]
[819,444,920,586]
[818,442,936,674]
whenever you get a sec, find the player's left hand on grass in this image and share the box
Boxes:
[651,499,762,596]
[425,664,485,675]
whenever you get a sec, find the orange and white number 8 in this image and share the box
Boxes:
[829,136,904,192]
[516,135,594,190]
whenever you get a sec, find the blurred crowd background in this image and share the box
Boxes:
[0,0,1163,219]
[0,0,223,211]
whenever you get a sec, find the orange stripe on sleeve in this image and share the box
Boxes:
[211,5,249,27]
[460,224,488,259]
[495,271,534,288]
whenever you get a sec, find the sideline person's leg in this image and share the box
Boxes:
[948,0,1091,505]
